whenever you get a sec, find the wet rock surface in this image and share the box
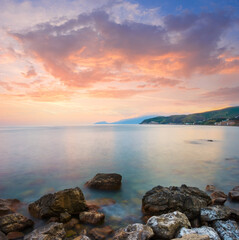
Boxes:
[142,185,211,219]
[210,191,227,205]
[28,187,87,219]
[147,211,191,239]
[85,173,122,191]
[229,186,239,201]
[212,220,239,240]
[0,213,33,234]
[200,205,231,222]
[7,231,24,240]
[0,199,21,217]
[177,226,220,240]
[79,211,105,224]
[89,226,113,239]
[24,222,66,240]
[113,223,154,240]
[205,185,216,192]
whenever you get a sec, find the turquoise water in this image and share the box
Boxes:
[0,125,239,228]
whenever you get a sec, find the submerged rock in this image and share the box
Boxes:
[229,186,239,201]
[211,191,227,205]
[79,211,105,224]
[85,173,122,190]
[200,205,231,222]
[86,198,116,210]
[89,226,113,239]
[147,211,191,239]
[113,223,154,240]
[142,185,211,219]
[0,199,21,217]
[172,234,210,240]
[0,213,33,234]
[205,185,216,192]
[177,226,220,240]
[212,220,239,240]
[24,222,65,240]
[28,187,87,219]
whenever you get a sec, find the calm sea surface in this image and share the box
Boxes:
[0,125,239,228]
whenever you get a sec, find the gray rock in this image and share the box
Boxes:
[79,211,105,224]
[200,205,231,222]
[113,223,154,240]
[85,173,122,190]
[142,185,211,219]
[212,220,239,240]
[0,213,33,234]
[24,222,65,240]
[172,234,210,240]
[147,211,191,239]
[28,187,87,219]
[0,231,7,240]
[177,226,220,240]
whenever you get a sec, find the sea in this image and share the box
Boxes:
[0,125,239,229]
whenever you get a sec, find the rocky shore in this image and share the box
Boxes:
[0,173,239,240]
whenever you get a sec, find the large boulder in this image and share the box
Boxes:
[29,187,87,219]
[177,226,220,240]
[142,185,211,219]
[212,220,239,240]
[85,173,122,190]
[113,223,154,240]
[24,222,65,240]
[147,211,191,239]
[200,205,231,222]
[79,211,105,224]
[0,199,21,217]
[172,234,210,240]
[0,213,33,234]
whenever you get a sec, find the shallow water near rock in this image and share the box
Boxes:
[0,125,239,228]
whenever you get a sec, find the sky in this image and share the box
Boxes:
[0,0,239,125]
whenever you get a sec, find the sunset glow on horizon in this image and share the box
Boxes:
[1,0,239,125]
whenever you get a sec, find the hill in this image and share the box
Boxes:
[140,106,239,126]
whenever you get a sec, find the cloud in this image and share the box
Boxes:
[21,66,37,78]
[10,9,238,93]
[203,86,239,102]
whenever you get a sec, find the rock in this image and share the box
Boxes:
[200,205,231,222]
[24,222,65,240]
[0,213,33,234]
[28,187,87,219]
[147,211,191,239]
[60,212,71,223]
[177,226,220,240]
[229,208,239,221]
[74,236,91,240]
[89,226,113,239]
[0,231,7,240]
[205,185,216,192]
[142,185,211,220]
[113,223,154,240]
[64,218,79,230]
[66,230,77,238]
[48,217,60,223]
[172,234,210,240]
[0,199,21,217]
[228,187,239,201]
[190,218,201,228]
[85,173,122,190]
[211,191,227,205]
[212,220,239,240]
[79,211,105,224]
[7,231,24,239]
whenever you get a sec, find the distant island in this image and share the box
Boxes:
[141,106,239,126]
[95,115,156,124]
